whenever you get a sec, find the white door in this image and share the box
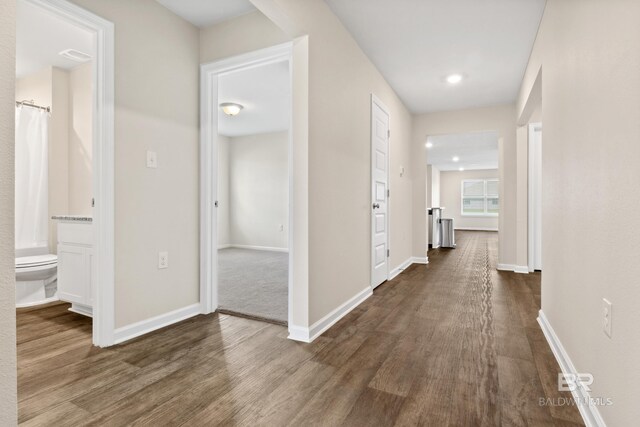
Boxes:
[371,96,389,288]
[528,123,542,271]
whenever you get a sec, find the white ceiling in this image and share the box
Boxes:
[16,1,94,78]
[218,60,290,137]
[324,0,546,113]
[427,131,498,171]
[155,0,256,28]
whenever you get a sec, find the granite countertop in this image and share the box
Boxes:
[51,215,93,222]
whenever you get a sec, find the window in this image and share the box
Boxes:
[462,179,499,216]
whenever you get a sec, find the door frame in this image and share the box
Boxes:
[200,42,294,328]
[528,122,542,272]
[370,94,390,289]
[24,0,116,346]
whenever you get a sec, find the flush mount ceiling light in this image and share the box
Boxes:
[219,102,244,116]
[425,142,433,148]
[452,156,460,162]
[445,73,464,85]
[58,49,92,63]
[459,167,465,171]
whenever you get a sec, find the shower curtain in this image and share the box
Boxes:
[15,106,49,251]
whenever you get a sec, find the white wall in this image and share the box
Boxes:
[439,169,499,231]
[70,0,200,328]
[228,131,288,250]
[0,1,17,423]
[426,165,440,208]
[518,1,640,425]
[217,135,230,247]
[254,0,415,324]
[68,62,92,215]
[412,105,517,266]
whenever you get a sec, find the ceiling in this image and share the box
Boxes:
[218,60,290,137]
[155,0,256,28]
[16,1,94,78]
[324,0,546,113]
[427,131,498,171]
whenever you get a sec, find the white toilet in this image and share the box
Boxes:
[16,248,58,308]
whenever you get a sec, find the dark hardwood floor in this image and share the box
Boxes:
[17,231,584,426]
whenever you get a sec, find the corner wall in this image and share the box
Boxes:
[253,0,415,324]
[0,0,17,423]
[517,1,640,424]
[70,0,201,328]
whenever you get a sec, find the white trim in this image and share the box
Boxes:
[389,256,429,280]
[226,244,288,253]
[200,42,295,331]
[370,94,391,289]
[389,258,412,280]
[289,286,372,343]
[68,303,93,317]
[496,264,529,274]
[455,227,498,232]
[537,311,606,427]
[528,123,542,272]
[113,303,201,345]
[25,0,116,347]
[217,244,231,250]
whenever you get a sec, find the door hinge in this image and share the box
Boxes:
[91,198,95,207]
[214,201,219,207]
[387,129,391,139]
[387,249,390,258]
[387,189,390,198]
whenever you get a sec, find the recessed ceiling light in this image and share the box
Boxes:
[452,156,460,162]
[446,73,464,84]
[219,102,244,116]
[425,142,433,148]
[459,167,465,171]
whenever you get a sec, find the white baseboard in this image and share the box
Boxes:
[228,244,288,253]
[537,311,606,427]
[411,256,429,264]
[218,244,231,249]
[497,263,529,274]
[114,303,201,345]
[288,286,372,343]
[390,256,429,280]
[455,227,498,232]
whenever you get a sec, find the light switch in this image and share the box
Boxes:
[147,150,158,168]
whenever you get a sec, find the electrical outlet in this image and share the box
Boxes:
[158,251,169,269]
[279,224,284,232]
[147,150,158,168]
[602,298,612,338]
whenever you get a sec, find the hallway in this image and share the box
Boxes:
[17,231,582,426]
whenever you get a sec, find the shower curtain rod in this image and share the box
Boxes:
[16,100,50,113]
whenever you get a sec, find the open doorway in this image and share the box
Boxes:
[528,123,542,272]
[201,44,293,326]
[14,0,114,347]
[426,131,500,248]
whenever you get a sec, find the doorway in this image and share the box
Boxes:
[200,43,293,327]
[370,95,390,289]
[528,123,542,271]
[15,0,115,347]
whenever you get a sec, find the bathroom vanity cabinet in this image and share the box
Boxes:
[55,217,94,317]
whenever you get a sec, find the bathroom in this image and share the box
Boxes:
[15,0,95,319]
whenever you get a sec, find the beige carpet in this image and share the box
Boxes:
[218,248,288,324]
